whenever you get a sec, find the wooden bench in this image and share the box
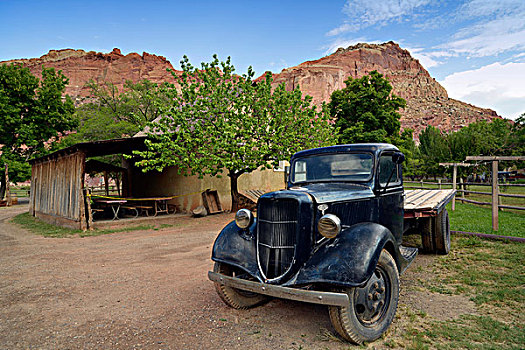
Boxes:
[91,208,105,221]
[120,205,139,218]
[135,205,154,216]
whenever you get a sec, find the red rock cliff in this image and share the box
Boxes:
[1,48,180,104]
[260,41,500,138]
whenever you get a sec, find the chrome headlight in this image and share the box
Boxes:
[318,214,341,239]
[235,209,253,229]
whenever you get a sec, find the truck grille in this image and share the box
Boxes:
[257,198,299,280]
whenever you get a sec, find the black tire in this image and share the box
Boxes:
[328,249,400,344]
[433,209,451,255]
[213,262,269,309]
[420,217,434,253]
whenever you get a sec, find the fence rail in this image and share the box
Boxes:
[405,177,524,232]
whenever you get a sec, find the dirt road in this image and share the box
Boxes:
[0,206,472,349]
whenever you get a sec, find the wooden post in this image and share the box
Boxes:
[438,179,442,189]
[491,160,499,231]
[5,164,11,206]
[460,178,465,198]
[116,174,121,197]
[452,165,457,211]
[85,188,93,230]
[104,171,109,196]
[420,180,423,188]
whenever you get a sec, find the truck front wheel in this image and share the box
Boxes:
[328,249,400,344]
[213,262,269,309]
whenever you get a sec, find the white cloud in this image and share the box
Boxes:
[443,15,525,57]
[404,47,441,68]
[440,62,525,120]
[439,1,525,57]
[458,0,523,18]
[327,0,432,35]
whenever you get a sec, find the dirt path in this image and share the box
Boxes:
[0,206,472,349]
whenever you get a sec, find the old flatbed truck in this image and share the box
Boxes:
[208,143,455,344]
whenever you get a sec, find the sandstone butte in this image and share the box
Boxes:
[1,42,500,139]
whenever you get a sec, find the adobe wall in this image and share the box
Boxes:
[131,166,286,213]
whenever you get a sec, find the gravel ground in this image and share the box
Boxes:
[0,205,473,349]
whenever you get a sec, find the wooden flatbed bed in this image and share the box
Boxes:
[403,189,456,219]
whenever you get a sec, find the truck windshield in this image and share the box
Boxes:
[291,153,373,184]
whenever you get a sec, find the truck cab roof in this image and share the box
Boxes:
[291,143,399,160]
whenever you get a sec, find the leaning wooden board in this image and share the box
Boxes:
[404,189,456,212]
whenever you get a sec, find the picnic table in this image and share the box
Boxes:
[93,199,127,220]
[137,197,174,216]
[91,196,176,221]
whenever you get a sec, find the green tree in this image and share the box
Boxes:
[396,128,422,179]
[329,70,406,144]
[447,119,512,162]
[54,79,169,166]
[134,55,334,210]
[55,103,141,149]
[510,113,525,156]
[85,79,168,128]
[0,64,76,197]
[418,126,450,179]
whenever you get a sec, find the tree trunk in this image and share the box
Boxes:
[229,172,240,212]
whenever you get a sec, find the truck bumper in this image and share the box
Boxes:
[208,271,349,307]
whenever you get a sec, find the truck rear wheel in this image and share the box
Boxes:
[420,209,450,255]
[433,209,451,255]
[213,262,269,309]
[420,217,434,253]
[328,249,399,344]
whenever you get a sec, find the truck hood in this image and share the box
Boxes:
[288,183,375,204]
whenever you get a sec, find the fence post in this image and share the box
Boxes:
[452,165,457,211]
[420,180,423,189]
[491,160,499,231]
[5,164,11,207]
[438,179,442,189]
[460,178,464,198]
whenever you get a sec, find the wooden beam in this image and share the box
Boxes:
[439,162,474,167]
[466,156,525,161]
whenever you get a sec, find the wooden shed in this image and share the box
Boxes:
[29,136,287,230]
[29,137,147,230]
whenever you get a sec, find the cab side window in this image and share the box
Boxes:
[379,154,400,187]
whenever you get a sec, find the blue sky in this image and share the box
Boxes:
[0,0,523,120]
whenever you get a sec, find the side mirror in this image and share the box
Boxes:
[392,152,405,164]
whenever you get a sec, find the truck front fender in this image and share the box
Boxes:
[284,222,397,288]
[211,220,261,281]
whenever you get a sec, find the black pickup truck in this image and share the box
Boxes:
[208,143,455,344]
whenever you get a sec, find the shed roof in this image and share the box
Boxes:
[30,136,147,164]
[84,159,127,173]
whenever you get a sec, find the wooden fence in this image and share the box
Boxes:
[405,179,524,231]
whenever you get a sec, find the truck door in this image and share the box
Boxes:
[376,152,404,242]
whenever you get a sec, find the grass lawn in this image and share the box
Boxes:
[11,212,172,238]
[394,236,524,349]
[448,202,525,238]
